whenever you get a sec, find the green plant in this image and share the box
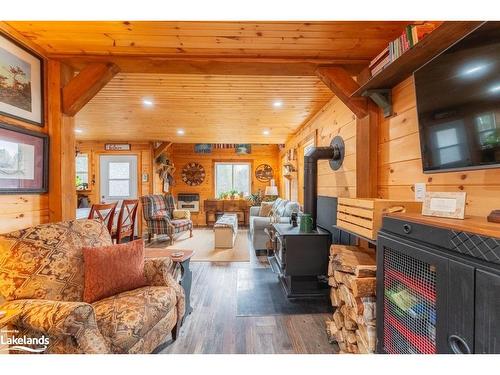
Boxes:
[246,191,264,206]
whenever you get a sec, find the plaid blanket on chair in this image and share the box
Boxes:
[140,194,193,244]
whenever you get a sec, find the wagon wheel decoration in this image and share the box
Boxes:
[181,162,205,186]
[255,164,274,183]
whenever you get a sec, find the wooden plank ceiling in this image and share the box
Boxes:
[8,21,410,143]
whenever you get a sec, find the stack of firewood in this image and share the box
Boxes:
[326,245,377,354]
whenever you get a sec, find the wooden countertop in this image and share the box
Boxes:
[386,212,500,239]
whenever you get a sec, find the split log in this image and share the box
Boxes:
[330,287,342,307]
[357,325,376,351]
[333,309,344,328]
[331,245,376,277]
[340,305,358,330]
[328,256,335,276]
[325,320,339,343]
[328,276,338,287]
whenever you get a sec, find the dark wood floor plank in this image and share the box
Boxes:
[160,229,335,354]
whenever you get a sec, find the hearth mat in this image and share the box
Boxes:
[236,268,333,316]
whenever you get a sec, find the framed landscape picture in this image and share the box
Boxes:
[0,122,48,193]
[0,33,44,126]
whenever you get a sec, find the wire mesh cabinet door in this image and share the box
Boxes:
[376,234,450,354]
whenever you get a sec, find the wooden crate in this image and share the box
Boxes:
[337,198,422,240]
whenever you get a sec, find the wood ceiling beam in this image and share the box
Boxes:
[62,62,120,116]
[154,141,173,158]
[315,66,368,118]
[50,55,368,76]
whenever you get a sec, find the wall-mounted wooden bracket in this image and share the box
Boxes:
[362,89,392,118]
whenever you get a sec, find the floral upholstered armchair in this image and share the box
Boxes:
[140,194,193,244]
[0,220,185,354]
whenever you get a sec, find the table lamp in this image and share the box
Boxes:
[265,186,278,198]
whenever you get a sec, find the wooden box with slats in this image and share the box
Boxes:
[337,198,422,240]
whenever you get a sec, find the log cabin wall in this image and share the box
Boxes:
[0,24,50,234]
[281,96,357,206]
[378,76,500,216]
[170,143,280,226]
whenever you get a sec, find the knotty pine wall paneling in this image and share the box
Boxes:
[282,97,357,206]
[170,143,280,226]
[377,76,500,217]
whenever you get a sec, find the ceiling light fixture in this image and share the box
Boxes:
[177,129,185,135]
[489,84,500,93]
[142,99,154,107]
[74,128,83,134]
[263,130,270,135]
[273,101,283,108]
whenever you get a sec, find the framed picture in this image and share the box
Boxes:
[0,32,44,126]
[235,144,251,155]
[194,143,212,154]
[422,192,467,219]
[0,122,48,193]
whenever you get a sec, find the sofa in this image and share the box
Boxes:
[249,198,300,250]
[0,219,184,354]
[140,194,193,245]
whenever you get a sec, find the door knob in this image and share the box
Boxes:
[403,223,412,234]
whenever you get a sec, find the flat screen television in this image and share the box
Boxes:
[414,22,500,173]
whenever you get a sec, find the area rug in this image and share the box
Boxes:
[236,268,333,316]
[146,228,250,262]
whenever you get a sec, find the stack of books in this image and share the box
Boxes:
[369,23,437,77]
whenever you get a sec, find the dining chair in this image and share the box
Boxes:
[112,199,139,244]
[88,202,118,235]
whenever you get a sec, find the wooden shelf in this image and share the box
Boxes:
[352,21,484,97]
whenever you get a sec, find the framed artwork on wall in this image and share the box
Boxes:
[235,144,251,155]
[0,32,44,126]
[0,122,48,193]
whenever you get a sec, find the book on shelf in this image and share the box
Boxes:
[370,22,437,78]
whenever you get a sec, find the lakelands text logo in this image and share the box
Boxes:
[0,330,49,353]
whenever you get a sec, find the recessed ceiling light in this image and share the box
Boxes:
[142,99,154,107]
[273,101,283,108]
[263,130,270,135]
[74,128,83,134]
[177,129,185,135]
[489,84,500,93]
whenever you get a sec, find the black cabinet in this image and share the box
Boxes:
[475,270,500,353]
[377,216,500,354]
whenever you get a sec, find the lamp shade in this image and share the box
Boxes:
[265,186,278,196]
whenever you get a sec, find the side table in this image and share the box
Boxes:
[145,249,194,324]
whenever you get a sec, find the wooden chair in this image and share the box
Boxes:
[88,202,118,235]
[112,199,139,244]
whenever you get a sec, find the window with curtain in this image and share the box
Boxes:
[215,162,251,198]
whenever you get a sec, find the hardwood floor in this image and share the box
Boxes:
[160,248,337,354]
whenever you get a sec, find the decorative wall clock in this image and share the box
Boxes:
[181,162,205,186]
[255,164,274,183]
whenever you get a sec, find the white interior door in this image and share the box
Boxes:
[100,155,138,203]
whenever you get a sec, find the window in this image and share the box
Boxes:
[215,162,251,198]
[430,120,469,166]
[108,162,130,197]
[475,112,498,149]
[75,153,89,188]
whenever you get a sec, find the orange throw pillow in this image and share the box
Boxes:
[82,239,148,303]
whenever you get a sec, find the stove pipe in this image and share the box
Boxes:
[303,136,345,229]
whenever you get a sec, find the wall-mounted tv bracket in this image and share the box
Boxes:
[362,89,392,118]
[329,136,345,171]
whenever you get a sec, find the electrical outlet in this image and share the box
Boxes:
[414,183,426,202]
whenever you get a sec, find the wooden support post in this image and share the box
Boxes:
[62,62,120,116]
[47,60,77,222]
[315,66,368,118]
